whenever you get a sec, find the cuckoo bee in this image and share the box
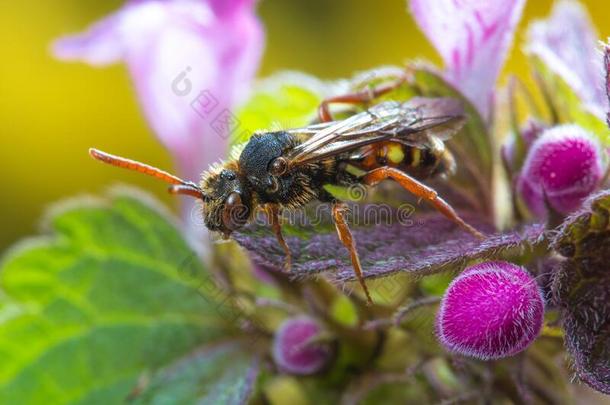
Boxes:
[90,80,484,304]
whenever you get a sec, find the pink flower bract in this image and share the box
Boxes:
[436,261,544,360]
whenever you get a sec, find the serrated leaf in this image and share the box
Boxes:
[132,341,259,404]
[552,190,610,394]
[0,189,253,404]
[530,55,609,145]
[234,207,544,286]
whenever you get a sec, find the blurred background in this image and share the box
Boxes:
[1,0,609,252]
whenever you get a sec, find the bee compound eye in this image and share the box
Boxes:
[221,170,236,181]
[222,192,249,231]
[269,157,288,176]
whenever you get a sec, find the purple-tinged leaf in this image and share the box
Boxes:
[409,0,526,119]
[233,206,544,284]
[551,190,610,394]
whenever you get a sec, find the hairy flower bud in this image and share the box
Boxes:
[517,124,605,217]
[272,317,332,375]
[436,261,544,360]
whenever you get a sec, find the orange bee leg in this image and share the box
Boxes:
[332,202,373,305]
[265,204,292,271]
[361,167,485,240]
[318,76,408,122]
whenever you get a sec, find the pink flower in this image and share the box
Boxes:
[517,124,606,217]
[272,316,332,375]
[409,0,526,119]
[604,41,610,128]
[436,261,544,360]
[527,0,607,117]
[53,0,264,182]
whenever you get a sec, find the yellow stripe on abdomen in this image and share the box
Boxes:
[410,148,421,167]
[386,143,405,165]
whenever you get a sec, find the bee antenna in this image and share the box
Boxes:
[167,184,205,200]
[89,148,204,200]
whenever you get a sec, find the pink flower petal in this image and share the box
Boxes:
[527,0,607,116]
[209,0,256,17]
[409,0,526,119]
[604,43,610,127]
[52,12,124,66]
[52,0,264,182]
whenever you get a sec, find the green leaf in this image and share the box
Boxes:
[233,72,326,146]
[0,188,254,404]
[330,295,358,327]
[132,342,259,404]
[530,55,609,145]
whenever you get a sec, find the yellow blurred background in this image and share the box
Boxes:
[1,0,609,252]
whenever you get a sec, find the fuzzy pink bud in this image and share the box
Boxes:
[436,261,544,360]
[272,317,332,375]
[517,124,605,217]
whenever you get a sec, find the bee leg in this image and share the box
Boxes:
[265,204,292,271]
[332,202,373,305]
[361,167,485,239]
[318,77,408,122]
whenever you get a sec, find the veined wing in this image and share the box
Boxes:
[285,97,465,168]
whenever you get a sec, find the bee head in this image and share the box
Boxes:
[200,164,252,238]
[87,148,252,238]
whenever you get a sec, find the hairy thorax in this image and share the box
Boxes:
[238,131,341,208]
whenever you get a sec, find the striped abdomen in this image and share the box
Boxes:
[353,141,455,180]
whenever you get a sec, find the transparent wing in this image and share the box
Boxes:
[285,97,466,168]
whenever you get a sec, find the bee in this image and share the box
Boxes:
[90,81,483,304]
